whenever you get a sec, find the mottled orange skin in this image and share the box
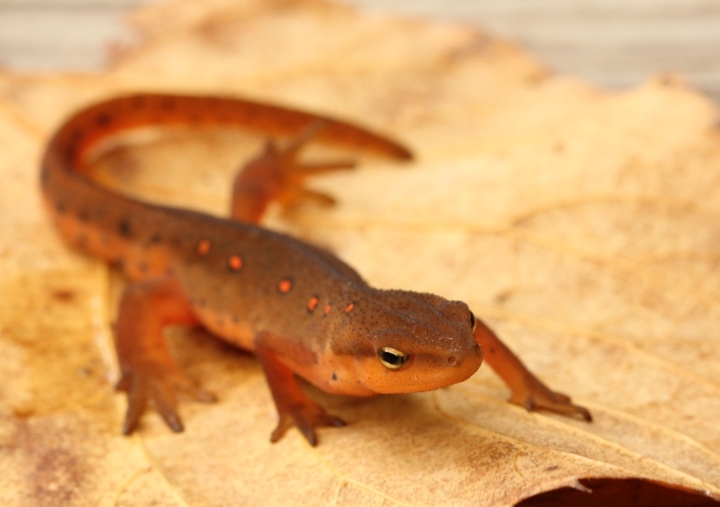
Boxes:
[41,93,590,446]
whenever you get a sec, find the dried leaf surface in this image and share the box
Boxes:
[1,0,719,506]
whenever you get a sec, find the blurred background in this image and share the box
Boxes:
[0,0,718,103]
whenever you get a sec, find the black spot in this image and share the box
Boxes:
[231,315,239,324]
[197,298,207,308]
[95,112,112,127]
[118,218,132,238]
[112,257,127,270]
[137,261,149,273]
[40,168,50,185]
[55,201,66,214]
[51,289,75,302]
[331,373,337,381]
[149,233,162,244]
[78,209,90,222]
[76,233,88,248]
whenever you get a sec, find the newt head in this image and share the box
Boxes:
[343,290,483,394]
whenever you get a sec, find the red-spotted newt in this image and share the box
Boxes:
[41,93,590,446]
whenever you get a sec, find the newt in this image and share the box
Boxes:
[41,93,591,446]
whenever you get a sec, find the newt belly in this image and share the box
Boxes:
[41,93,590,446]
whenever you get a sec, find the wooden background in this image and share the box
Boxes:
[0,0,719,104]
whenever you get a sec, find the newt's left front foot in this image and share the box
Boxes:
[510,378,592,421]
[473,319,592,422]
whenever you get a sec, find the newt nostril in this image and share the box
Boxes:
[448,356,457,366]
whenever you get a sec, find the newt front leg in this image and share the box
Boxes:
[230,127,358,445]
[473,319,591,421]
[255,330,346,446]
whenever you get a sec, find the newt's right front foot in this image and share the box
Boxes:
[255,330,346,446]
[270,398,346,446]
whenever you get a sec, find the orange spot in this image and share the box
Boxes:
[197,239,211,255]
[345,303,354,313]
[307,296,319,312]
[324,304,332,315]
[278,279,293,293]
[228,255,243,271]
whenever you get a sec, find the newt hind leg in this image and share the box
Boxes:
[115,277,216,434]
[231,121,357,224]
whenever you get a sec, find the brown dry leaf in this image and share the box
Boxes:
[1,0,720,506]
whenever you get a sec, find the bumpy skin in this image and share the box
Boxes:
[41,93,590,446]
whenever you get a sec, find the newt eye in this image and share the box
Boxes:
[378,347,408,370]
[470,311,476,331]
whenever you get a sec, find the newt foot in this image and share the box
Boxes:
[270,400,346,446]
[510,381,592,422]
[116,364,216,435]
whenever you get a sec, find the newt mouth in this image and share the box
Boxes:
[360,350,483,394]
